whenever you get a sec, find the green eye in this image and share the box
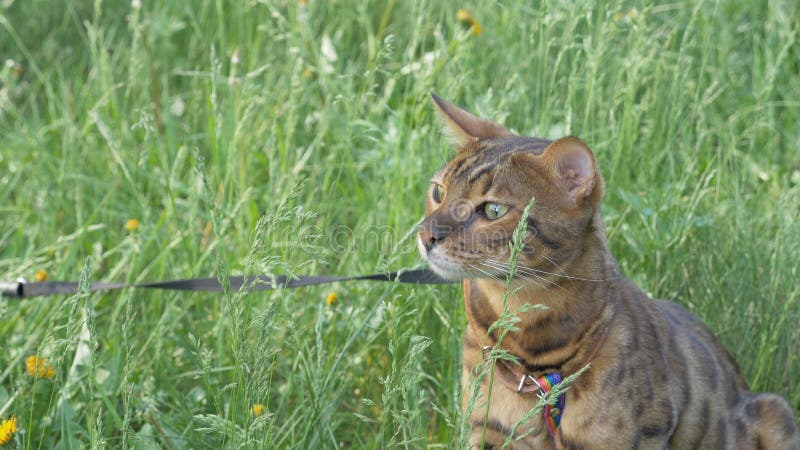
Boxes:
[484,202,509,220]
[432,183,445,203]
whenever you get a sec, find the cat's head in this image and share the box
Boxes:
[418,94,604,281]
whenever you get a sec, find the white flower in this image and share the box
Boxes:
[321,35,338,62]
[320,35,338,74]
[170,98,186,117]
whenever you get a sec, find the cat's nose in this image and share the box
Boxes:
[419,225,447,251]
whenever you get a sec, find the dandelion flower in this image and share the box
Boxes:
[35,269,48,282]
[0,416,17,445]
[125,218,140,232]
[326,292,338,306]
[456,9,482,36]
[25,355,55,379]
[251,404,265,416]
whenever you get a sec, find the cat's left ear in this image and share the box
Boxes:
[542,137,601,204]
[431,93,513,150]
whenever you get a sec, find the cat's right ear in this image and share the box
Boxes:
[431,93,513,150]
[541,136,602,206]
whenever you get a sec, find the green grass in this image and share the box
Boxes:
[1,0,798,447]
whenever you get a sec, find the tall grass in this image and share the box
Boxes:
[1,0,798,447]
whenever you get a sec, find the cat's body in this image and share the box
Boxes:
[419,95,799,449]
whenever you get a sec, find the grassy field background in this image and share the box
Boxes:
[1,0,799,448]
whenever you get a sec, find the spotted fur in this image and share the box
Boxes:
[419,95,800,449]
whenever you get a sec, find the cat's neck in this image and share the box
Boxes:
[468,214,621,372]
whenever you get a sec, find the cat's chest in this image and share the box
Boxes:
[463,279,594,370]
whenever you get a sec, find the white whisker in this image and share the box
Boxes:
[479,260,570,306]
[487,256,605,283]
[482,259,564,291]
[468,263,506,284]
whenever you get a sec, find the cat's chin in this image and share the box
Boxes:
[426,262,467,281]
[418,238,467,281]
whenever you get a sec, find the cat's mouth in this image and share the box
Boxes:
[417,236,469,281]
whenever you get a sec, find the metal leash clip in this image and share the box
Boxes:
[517,373,544,394]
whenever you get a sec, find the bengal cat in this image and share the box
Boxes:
[418,94,799,449]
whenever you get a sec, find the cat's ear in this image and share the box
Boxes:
[431,93,513,149]
[542,137,600,204]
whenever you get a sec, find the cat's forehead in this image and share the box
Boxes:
[438,136,552,183]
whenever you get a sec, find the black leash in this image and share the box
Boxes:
[0,268,453,299]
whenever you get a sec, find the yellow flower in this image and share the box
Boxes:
[35,269,48,282]
[0,416,17,445]
[125,218,140,232]
[326,292,338,306]
[456,9,473,22]
[456,8,482,36]
[251,404,265,416]
[25,355,55,379]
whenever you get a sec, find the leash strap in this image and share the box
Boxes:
[539,373,566,440]
[0,268,452,299]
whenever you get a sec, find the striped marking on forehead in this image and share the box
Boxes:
[447,136,552,185]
